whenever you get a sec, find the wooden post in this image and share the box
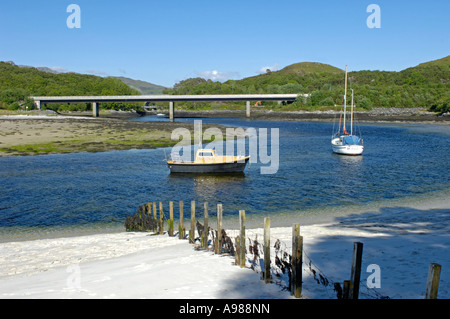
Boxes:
[216,204,223,254]
[264,217,271,283]
[425,263,441,299]
[153,202,157,220]
[179,200,185,239]
[349,242,363,299]
[235,236,241,266]
[138,204,143,218]
[295,236,303,298]
[291,224,302,298]
[291,224,300,294]
[190,200,195,243]
[202,202,209,249]
[137,205,142,231]
[159,201,164,235]
[343,280,351,299]
[239,210,246,268]
[168,201,174,236]
[147,202,154,232]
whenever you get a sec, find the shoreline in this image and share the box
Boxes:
[155,108,450,123]
[1,108,448,157]
[1,187,448,243]
[2,106,449,122]
[0,195,448,299]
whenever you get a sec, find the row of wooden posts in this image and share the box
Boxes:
[135,200,304,297]
[134,200,442,299]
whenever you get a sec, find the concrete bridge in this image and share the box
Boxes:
[31,94,301,121]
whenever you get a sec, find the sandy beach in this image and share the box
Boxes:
[0,196,448,299]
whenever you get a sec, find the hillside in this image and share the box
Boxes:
[278,62,343,75]
[414,55,450,71]
[164,56,450,111]
[114,76,166,95]
[0,61,140,111]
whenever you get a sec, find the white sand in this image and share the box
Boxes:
[0,198,448,299]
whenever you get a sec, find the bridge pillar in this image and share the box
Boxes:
[92,102,99,117]
[246,101,250,118]
[35,100,41,110]
[169,101,175,122]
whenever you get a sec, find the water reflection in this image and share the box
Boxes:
[333,153,364,168]
[168,173,246,202]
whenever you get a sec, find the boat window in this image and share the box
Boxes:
[199,152,214,157]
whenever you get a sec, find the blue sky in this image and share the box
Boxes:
[0,0,448,87]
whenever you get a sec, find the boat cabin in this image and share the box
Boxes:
[197,149,215,158]
[194,149,220,163]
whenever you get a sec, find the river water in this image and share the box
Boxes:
[1,117,449,242]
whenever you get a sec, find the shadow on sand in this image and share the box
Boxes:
[216,205,449,299]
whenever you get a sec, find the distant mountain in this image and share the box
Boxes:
[4,61,61,74]
[114,76,166,95]
[34,66,60,74]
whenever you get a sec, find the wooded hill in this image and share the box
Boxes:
[164,56,450,113]
[0,61,140,111]
[1,56,448,113]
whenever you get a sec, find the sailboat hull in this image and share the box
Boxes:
[332,144,364,155]
[331,137,364,155]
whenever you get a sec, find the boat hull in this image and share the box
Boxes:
[168,158,250,173]
[332,144,364,155]
[331,137,364,155]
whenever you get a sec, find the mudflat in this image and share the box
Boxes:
[0,114,221,156]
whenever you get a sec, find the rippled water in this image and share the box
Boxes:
[0,117,449,241]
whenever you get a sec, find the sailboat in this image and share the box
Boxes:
[331,66,364,155]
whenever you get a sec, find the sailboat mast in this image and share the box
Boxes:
[350,89,354,136]
[343,66,348,133]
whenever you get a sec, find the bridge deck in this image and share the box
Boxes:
[31,94,299,103]
[31,94,302,120]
